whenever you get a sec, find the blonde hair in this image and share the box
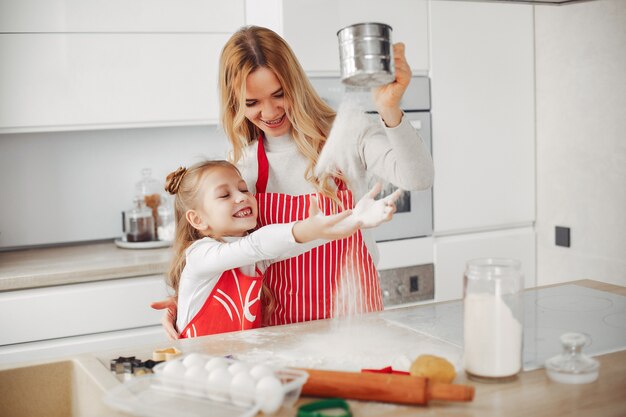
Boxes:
[165,160,275,320]
[219,25,344,202]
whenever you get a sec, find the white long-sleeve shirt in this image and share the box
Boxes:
[236,114,434,265]
[176,222,323,331]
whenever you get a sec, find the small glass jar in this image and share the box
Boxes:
[157,195,175,242]
[123,197,156,242]
[463,258,524,382]
[135,168,162,236]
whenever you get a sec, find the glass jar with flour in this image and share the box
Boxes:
[463,258,524,382]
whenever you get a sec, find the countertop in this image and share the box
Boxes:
[0,241,171,291]
[88,279,626,417]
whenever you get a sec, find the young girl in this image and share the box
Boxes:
[165,160,397,338]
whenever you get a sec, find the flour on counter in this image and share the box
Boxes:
[235,319,462,373]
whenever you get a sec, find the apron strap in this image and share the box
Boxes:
[256,134,269,194]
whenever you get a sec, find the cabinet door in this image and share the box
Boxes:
[0,0,244,32]
[0,275,169,346]
[430,1,535,234]
[247,0,429,74]
[0,34,228,132]
[434,227,536,302]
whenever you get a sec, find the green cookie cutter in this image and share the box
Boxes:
[297,398,351,417]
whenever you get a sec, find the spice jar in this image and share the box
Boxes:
[135,168,162,236]
[123,197,156,242]
[463,258,524,382]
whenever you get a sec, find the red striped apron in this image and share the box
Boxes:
[255,136,383,326]
[179,267,262,338]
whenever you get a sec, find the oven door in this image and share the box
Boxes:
[368,111,433,242]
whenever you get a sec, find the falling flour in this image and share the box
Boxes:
[314,92,373,197]
[463,293,523,377]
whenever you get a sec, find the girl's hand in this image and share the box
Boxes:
[347,182,403,228]
[292,196,361,242]
[150,297,179,340]
[372,42,412,127]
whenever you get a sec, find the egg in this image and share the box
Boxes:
[249,364,275,381]
[204,356,230,373]
[207,367,232,402]
[230,371,257,407]
[228,361,249,375]
[255,375,284,414]
[182,352,207,369]
[162,360,187,390]
[184,366,208,396]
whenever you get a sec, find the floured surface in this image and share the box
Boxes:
[229,318,462,373]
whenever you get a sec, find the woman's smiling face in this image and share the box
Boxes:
[244,67,292,138]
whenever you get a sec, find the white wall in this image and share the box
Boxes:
[535,0,626,286]
[0,126,230,248]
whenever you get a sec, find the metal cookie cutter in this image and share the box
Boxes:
[297,398,352,417]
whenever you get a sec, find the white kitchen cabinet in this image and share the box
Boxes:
[246,0,429,74]
[0,34,229,133]
[0,0,244,33]
[434,226,536,302]
[430,1,535,234]
[0,275,169,346]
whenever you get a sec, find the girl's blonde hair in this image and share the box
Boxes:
[165,160,275,320]
[165,160,236,296]
[219,25,344,202]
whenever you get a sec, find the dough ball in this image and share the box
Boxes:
[409,354,456,383]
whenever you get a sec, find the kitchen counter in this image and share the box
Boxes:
[86,279,626,417]
[0,241,170,291]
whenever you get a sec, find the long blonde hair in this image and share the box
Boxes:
[219,25,343,201]
[165,160,275,319]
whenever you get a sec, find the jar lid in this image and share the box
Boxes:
[545,332,599,384]
[125,198,153,220]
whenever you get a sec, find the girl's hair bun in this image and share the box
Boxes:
[165,166,187,195]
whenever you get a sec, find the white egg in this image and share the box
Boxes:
[162,360,187,390]
[182,353,207,368]
[230,371,257,407]
[207,367,232,402]
[204,356,230,373]
[249,364,275,381]
[255,375,284,414]
[228,361,249,375]
[184,366,208,396]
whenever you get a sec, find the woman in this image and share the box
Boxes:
[153,26,433,338]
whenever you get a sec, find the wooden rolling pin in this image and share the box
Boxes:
[300,369,474,405]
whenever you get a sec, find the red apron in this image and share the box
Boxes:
[179,267,262,338]
[255,136,383,326]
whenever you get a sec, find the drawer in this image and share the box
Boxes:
[0,275,169,345]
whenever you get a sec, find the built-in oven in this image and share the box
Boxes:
[309,76,433,243]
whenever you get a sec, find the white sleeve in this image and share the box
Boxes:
[360,115,434,191]
[185,222,308,276]
[236,142,259,194]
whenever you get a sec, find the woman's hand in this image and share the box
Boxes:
[292,196,360,242]
[372,42,412,127]
[347,182,403,228]
[150,296,179,340]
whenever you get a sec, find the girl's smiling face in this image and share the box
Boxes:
[189,165,257,239]
[244,67,292,138]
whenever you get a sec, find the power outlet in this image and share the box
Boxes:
[555,226,571,247]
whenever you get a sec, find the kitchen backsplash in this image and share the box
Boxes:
[0,125,230,249]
